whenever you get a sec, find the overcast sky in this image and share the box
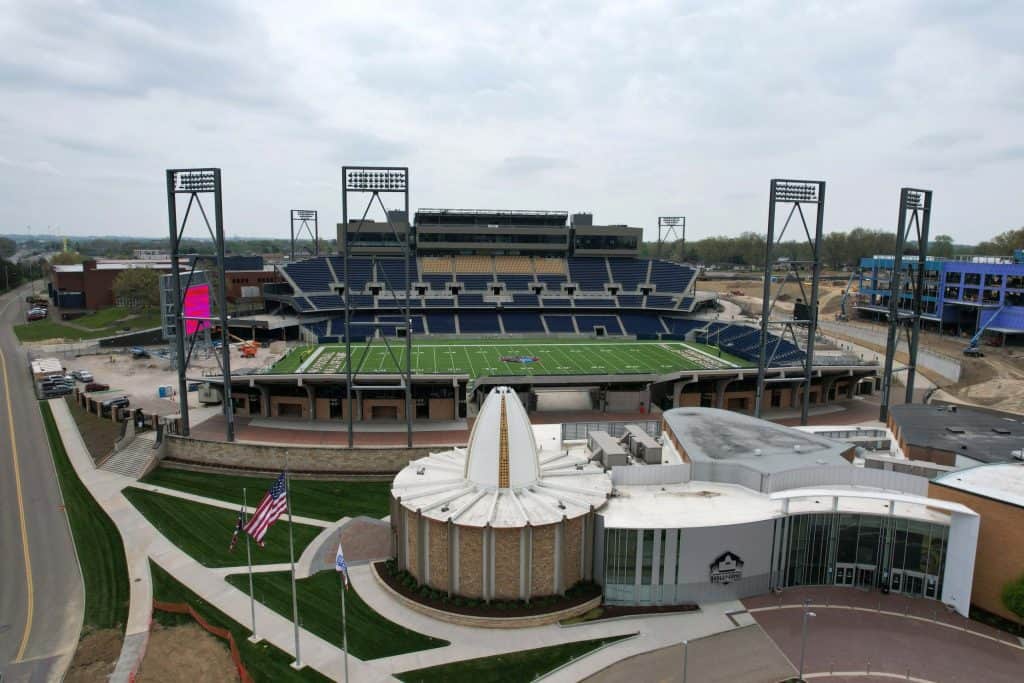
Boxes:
[1,0,1022,244]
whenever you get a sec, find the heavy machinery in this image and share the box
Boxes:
[963,304,1005,357]
[240,340,258,358]
[835,271,857,322]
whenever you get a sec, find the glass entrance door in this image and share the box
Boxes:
[855,566,876,589]
[835,564,855,586]
[892,570,925,597]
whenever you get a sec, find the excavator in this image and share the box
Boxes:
[963,305,1005,357]
[835,271,857,322]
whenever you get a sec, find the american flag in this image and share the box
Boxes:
[228,505,245,552]
[243,473,288,546]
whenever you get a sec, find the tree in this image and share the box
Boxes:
[976,228,1024,256]
[1003,573,1024,624]
[0,236,15,258]
[931,234,955,258]
[49,251,85,265]
[112,268,160,309]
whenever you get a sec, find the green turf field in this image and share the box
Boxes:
[270,338,749,378]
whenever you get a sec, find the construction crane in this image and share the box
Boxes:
[835,271,857,321]
[964,304,1006,357]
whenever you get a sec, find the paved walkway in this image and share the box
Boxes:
[746,587,1024,683]
[52,398,746,682]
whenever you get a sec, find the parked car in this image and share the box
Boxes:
[85,382,110,392]
[101,396,130,409]
[131,347,150,359]
[71,370,94,382]
[41,385,73,398]
[26,308,47,321]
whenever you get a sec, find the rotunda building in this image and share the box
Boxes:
[390,386,612,601]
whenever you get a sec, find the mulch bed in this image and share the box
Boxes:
[586,603,700,621]
[374,560,601,618]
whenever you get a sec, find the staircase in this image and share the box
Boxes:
[100,432,158,479]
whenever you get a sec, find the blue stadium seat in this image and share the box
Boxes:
[284,257,332,292]
[502,313,545,334]
[500,275,534,291]
[426,298,456,308]
[574,298,616,308]
[377,257,418,291]
[294,296,313,311]
[662,318,707,336]
[619,313,665,338]
[649,260,695,293]
[426,313,456,334]
[543,315,575,333]
[457,274,492,291]
[576,315,624,335]
[617,294,643,308]
[608,258,649,291]
[458,312,501,334]
[646,295,676,309]
[542,297,571,307]
[458,294,487,307]
[568,257,610,291]
[537,274,567,290]
[308,294,344,310]
[511,293,539,306]
[424,274,453,291]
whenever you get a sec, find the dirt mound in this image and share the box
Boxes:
[65,628,122,683]
[136,622,239,682]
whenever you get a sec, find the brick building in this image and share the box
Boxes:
[887,403,1024,467]
[929,464,1024,622]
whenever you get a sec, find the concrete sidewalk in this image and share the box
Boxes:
[52,397,746,682]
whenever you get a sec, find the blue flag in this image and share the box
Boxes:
[335,540,349,588]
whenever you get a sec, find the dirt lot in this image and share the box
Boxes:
[64,629,122,683]
[64,344,285,417]
[697,275,1024,415]
[136,622,239,682]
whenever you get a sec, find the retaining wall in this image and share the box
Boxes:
[163,435,430,474]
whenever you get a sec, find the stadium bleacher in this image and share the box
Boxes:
[501,312,545,334]
[274,253,708,343]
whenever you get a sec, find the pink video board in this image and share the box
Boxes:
[183,284,212,335]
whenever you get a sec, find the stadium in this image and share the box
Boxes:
[214,208,876,423]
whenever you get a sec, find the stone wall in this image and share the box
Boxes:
[493,528,521,600]
[163,435,430,474]
[428,519,449,593]
[459,527,484,598]
[562,517,583,588]
[407,511,420,578]
[531,524,556,597]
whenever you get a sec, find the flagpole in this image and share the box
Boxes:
[286,460,301,669]
[244,487,257,641]
[341,573,349,683]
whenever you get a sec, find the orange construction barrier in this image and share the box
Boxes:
[152,600,255,683]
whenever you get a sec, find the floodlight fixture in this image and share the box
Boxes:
[294,210,317,220]
[660,216,683,226]
[171,169,217,193]
[344,167,408,192]
[772,180,820,203]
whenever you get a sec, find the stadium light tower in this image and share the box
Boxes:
[165,168,234,441]
[290,209,319,260]
[657,216,686,261]
[341,166,413,448]
[754,179,826,426]
[879,188,932,422]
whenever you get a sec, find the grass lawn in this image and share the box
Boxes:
[63,395,122,464]
[41,402,130,631]
[141,467,391,522]
[224,570,448,660]
[13,319,112,342]
[122,488,323,567]
[150,562,331,683]
[394,633,633,682]
[13,306,162,342]
[271,338,749,378]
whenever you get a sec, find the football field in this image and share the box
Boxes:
[271,338,749,379]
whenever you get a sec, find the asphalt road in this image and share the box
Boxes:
[0,284,85,682]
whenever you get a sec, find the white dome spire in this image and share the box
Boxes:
[464,386,539,489]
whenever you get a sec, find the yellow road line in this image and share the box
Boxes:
[1,298,35,660]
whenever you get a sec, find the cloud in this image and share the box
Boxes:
[0,1,1021,243]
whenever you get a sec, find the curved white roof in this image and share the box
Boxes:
[463,386,539,489]
[392,396,612,528]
